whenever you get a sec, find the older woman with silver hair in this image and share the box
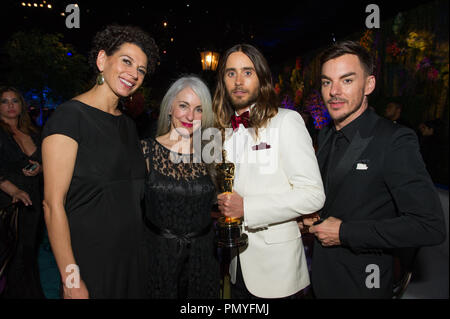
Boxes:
[141,75,220,298]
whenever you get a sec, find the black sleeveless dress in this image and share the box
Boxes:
[141,138,220,299]
[42,100,147,298]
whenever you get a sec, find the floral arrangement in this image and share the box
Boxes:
[416,56,432,70]
[281,94,296,110]
[274,82,281,95]
[304,90,331,129]
[415,57,443,81]
[385,24,447,83]
[406,31,433,51]
[386,41,406,58]
[290,57,305,105]
[360,30,374,52]
[427,68,439,81]
[294,82,305,105]
[360,30,381,76]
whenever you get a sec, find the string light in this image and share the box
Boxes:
[23,2,52,9]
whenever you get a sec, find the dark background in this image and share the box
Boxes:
[0,0,447,186]
[0,0,436,95]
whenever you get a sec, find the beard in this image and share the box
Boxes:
[226,87,259,111]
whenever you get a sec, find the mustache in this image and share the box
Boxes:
[327,98,347,103]
[232,87,248,93]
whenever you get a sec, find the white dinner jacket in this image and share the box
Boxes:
[223,108,325,298]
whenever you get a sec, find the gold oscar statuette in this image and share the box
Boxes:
[216,149,248,248]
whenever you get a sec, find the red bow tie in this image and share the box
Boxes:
[231,111,250,130]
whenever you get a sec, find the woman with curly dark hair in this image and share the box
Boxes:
[41,25,159,299]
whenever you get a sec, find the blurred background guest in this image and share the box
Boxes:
[384,101,413,129]
[141,75,220,299]
[418,119,445,183]
[123,92,157,139]
[0,86,44,298]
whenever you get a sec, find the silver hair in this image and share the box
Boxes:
[156,75,214,137]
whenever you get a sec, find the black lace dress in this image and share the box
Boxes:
[141,138,220,299]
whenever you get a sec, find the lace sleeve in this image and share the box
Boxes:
[141,138,151,158]
[141,138,152,172]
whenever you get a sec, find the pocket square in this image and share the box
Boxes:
[252,142,271,151]
[356,163,368,170]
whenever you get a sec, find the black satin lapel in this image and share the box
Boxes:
[323,131,373,214]
[316,127,333,173]
[316,126,332,157]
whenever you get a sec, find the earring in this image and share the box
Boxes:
[168,114,172,130]
[96,72,104,85]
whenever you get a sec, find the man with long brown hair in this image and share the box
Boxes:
[214,44,325,298]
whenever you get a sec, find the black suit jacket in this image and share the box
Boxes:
[312,109,446,298]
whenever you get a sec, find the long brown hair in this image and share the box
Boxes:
[0,86,38,135]
[212,44,279,135]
